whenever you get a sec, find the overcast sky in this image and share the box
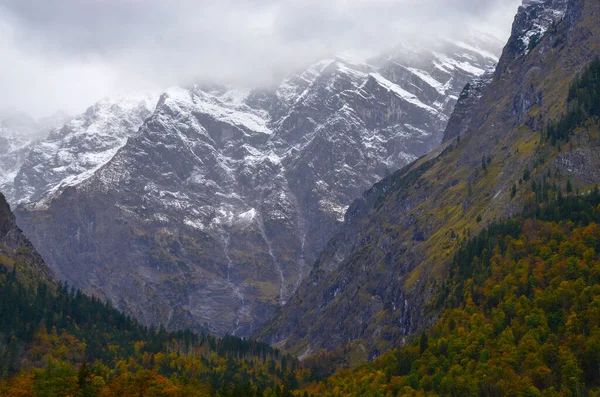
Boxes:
[0,0,521,118]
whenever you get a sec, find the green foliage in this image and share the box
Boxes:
[546,58,600,145]
[0,256,298,396]
[419,333,428,356]
[305,190,600,396]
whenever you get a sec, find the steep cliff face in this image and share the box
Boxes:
[13,36,500,337]
[444,0,570,143]
[257,0,600,361]
[442,70,494,142]
[0,192,53,283]
[0,112,70,197]
[9,95,158,206]
[497,0,569,74]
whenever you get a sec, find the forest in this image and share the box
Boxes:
[0,258,299,396]
[1,48,599,397]
[303,183,600,396]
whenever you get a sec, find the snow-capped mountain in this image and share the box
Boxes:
[0,112,71,196]
[518,0,568,50]
[256,0,575,358]
[12,34,502,337]
[497,0,568,76]
[0,133,34,195]
[8,95,158,206]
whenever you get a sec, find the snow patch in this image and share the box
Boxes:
[370,73,438,114]
[407,68,447,94]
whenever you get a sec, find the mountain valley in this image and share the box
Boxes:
[2,0,600,394]
[5,34,501,337]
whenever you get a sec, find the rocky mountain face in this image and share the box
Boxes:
[444,0,572,144]
[443,0,569,143]
[442,70,493,142]
[256,0,598,361]
[7,95,158,206]
[0,192,53,283]
[0,112,70,197]
[501,0,569,66]
[10,36,501,337]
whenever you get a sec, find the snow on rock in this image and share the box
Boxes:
[512,0,568,55]
[451,41,500,62]
[370,73,439,114]
[0,112,71,197]
[10,94,158,205]
[406,68,447,95]
[12,32,504,337]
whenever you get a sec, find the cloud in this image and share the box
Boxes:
[0,0,521,118]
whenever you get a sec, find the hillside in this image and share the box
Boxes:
[12,35,501,338]
[304,184,600,395]
[0,193,299,396]
[256,0,600,363]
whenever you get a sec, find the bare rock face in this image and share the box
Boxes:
[0,112,70,198]
[442,70,494,142]
[0,192,53,282]
[10,36,500,337]
[257,0,598,360]
[9,95,158,206]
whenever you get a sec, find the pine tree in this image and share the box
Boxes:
[420,333,428,355]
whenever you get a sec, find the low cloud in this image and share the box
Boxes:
[0,0,521,118]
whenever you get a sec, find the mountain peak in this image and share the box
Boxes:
[502,0,568,61]
[9,94,159,207]
[256,0,600,360]
[10,35,502,337]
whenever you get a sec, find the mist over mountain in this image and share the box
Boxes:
[3,0,600,395]
[7,32,502,337]
[0,0,519,118]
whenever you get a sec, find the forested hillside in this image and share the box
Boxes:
[304,188,600,396]
[300,56,600,396]
[0,192,298,396]
[2,1,600,396]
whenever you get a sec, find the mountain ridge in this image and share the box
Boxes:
[256,0,599,362]
[10,35,501,337]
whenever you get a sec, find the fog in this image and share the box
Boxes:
[0,0,521,118]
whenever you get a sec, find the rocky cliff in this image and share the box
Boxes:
[11,36,500,337]
[256,0,600,361]
[0,192,53,283]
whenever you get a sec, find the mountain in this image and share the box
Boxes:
[0,191,299,396]
[257,0,599,362]
[7,95,158,206]
[0,112,70,199]
[10,35,501,337]
[0,192,53,283]
[3,0,600,394]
